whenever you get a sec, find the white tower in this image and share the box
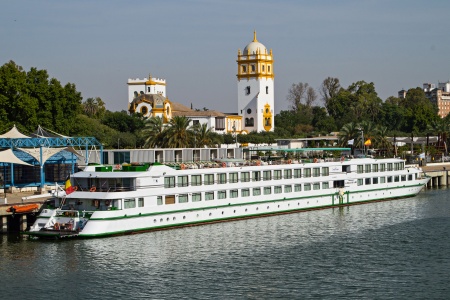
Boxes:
[237,31,274,132]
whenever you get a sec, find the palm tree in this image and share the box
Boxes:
[166,116,193,148]
[427,118,450,154]
[142,116,166,148]
[373,126,392,157]
[338,122,359,154]
[191,123,216,148]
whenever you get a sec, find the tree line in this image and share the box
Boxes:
[1,61,449,153]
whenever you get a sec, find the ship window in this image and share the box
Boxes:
[263,170,271,180]
[205,192,214,201]
[313,183,320,190]
[294,169,301,178]
[230,190,238,198]
[229,172,238,183]
[165,195,175,205]
[138,198,144,207]
[179,194,188,203]
[380,164,386,172]
[294,184,302,192]
[253,187,261,196]
[394,176,400,182]
[380,177,386,183]
[372,164,378,172]
[157,196,163,205]
[365,178,371,185]
[264,186,271,195]
[395,163,401,171]
[365,165,371,173]
[284,169,292,179]
[164,177,175,188]
[274,186,282,194]
[124,198,136,209]
[204,174,214,185]
[284,185,292,193]
[192,193,202,202]
[387,176,393,183]
[322,182,329,189]
[274,170,282,180]
[191,175,202,186]
[304,168,311,178]
[178,175,188,187]
[373,177,378,184]
[241,172,250,182]
[357,179,363,186]
[217,173,227,184]
[322,167,329,176]
[408,174,413,181]
[242,189,250,197]
[357,165,363,174]
[304,183,311,191]
[400,162,404,169]
[252,171,261,181]
[218,190,227,199]
[313,168,320,177]
[387,163,393,171]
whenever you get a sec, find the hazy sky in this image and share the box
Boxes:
[2,0,449,114]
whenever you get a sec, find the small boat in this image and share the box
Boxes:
[7,204,40,214]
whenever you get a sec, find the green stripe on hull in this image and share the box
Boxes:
[79,191,421,238]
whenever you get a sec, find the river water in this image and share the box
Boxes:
[1,188,449,299]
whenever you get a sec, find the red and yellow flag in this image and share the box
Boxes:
[65,177,75,195]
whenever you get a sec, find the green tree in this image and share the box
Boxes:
[82,97,106,119]
[166,116,193,148]
[142,116,167,148]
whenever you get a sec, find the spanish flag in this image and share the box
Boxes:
[364,139,372,146]
[65,177,75,195]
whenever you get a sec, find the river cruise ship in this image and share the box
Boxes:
[27,151,430,239]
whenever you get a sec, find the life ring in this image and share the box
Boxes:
[90,186,96,192]
[313,158,318,163]
[222,162,227,168]
[105,200,110,206]
[256,160,261,166]
[54,222,60,230]
[287,159,292,164]
[340,156,345,163]
[180,163,186,170]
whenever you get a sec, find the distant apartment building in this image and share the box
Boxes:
[399,82,450,118]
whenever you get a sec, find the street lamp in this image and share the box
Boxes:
[232,125,237,148]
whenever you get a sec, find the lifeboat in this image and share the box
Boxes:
[6,204,39,214]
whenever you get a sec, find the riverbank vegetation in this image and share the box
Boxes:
[1,61,449,152]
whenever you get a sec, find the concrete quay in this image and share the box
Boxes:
[421,163,450,188]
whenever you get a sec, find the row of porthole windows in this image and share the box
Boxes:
[151,200,321,223]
